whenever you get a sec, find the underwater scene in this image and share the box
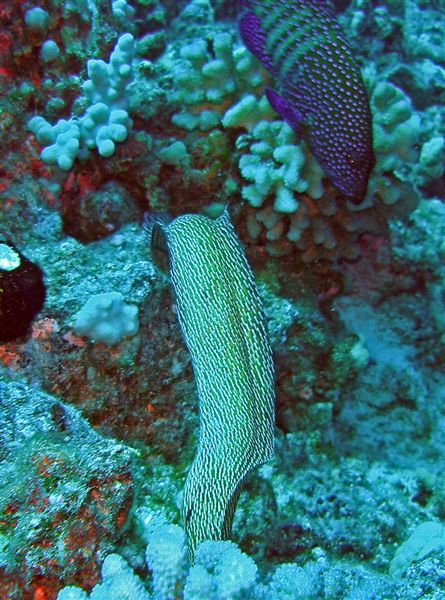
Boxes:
[1,0,445,598]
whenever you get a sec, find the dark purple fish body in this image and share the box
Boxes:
[239,0,375,204]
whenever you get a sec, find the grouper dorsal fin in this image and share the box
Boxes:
[238,11,276,75]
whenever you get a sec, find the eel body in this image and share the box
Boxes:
[146,209,275,557]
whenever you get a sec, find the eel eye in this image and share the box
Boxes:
[186,507,193,523]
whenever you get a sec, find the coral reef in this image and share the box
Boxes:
[73,291,139,346]
[29,33,136,169]
[0,0,444,598]
[0,380,133,598]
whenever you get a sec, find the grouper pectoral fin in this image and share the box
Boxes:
[265,87,305,137]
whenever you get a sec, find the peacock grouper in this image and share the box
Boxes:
[239,0,375,204]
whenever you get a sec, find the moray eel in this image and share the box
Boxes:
[238,0,375,204]
[145,209,275,558]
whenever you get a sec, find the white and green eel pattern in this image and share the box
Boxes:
[147,208,275,557]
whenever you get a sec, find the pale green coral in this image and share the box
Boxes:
[222,94,275,131]
[145,519,188,600]
[371,81,421,173]
[170,32,264,131]
[57,554,150,600]
[413,136,445,185]
[29,33,135,169]
[370,81,443,207]
[232,119,325,212]
[184,540,257,600]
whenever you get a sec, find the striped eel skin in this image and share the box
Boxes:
[145,208,275,558]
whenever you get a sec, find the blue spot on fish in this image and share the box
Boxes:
[238,0,375,204]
